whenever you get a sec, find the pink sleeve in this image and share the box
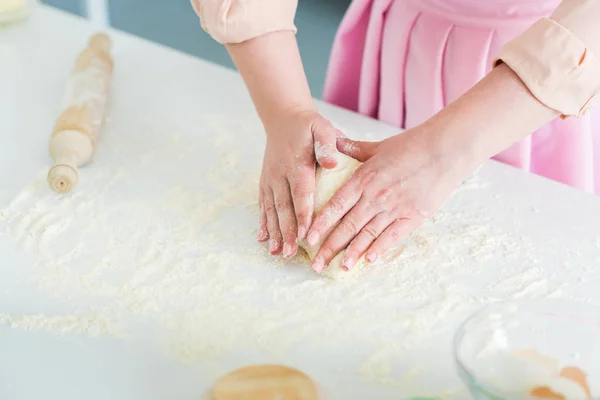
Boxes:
[191,0,298,44]
[493,0,600,117]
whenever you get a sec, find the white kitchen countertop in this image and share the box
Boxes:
[1,5,600,400]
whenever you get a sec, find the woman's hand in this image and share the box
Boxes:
[305,61,560,273]
[225,32,346,258]
[305,125,476,273]
[258,109,344,258]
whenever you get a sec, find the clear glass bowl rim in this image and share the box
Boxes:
[453,299,600,399]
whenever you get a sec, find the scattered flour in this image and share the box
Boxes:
[0,312,124,338]
[0,112,592,397]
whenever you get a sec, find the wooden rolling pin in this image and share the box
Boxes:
[48,33,113,193]
[210,364,320,400]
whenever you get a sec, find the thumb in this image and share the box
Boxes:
[312,119,341,169]
[336,137,380,162]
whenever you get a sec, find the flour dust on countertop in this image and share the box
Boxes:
[0,111,596,397]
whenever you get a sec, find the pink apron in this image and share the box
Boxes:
[323,0,600,195]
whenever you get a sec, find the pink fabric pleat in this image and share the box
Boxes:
[378,0,418,126]
[404,13,454,128]
[324,0,600,195]
[357,0,394,118]
[323,0,378,112]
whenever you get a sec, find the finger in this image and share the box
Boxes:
[306,169,368,250]
[335,129,347,139]
[257,187,269,242]
[313,119,340,169]
[336,138,380,162]
[264,188,283,255]
[342,212,390,270]
[289,164,315,241]
[312,198,375,273]
[272,180,298,259]
[366,218,421,263]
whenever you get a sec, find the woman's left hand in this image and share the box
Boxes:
[305,124,478,273]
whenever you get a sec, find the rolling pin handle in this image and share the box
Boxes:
[48,164,79,194]
[89,33,111,55]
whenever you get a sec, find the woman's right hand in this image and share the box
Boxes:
[224,31,340,257]
[258,108,343,258]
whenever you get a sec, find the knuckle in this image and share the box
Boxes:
[368,188,391,208]
[362,226,378,240]
[339,218,358,237]
[295,212,310,225]
[274,199,290,212]
[357,169,376,186]
[376,187,392,202]
[328,196,346,214]
[319,241,335,257]
[388,226,402,241]
[290,183,312,200]
[263,201,276,213]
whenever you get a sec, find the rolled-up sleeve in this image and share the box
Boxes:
[493,0,600,117]
[191,0,298,44]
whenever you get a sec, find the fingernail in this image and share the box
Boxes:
[366,252,377,263]
[283,243,293,258]
[269,239,278,254]
[307,231,319,246]
[297,226,306,241]
[257,229,266,241]
[312,256,325,273]
[343,256,355,270]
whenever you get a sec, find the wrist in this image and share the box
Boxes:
[226,31,317,136]
[423,63,558,173]
[418,112,486,179]
[262,102,317,137]
[261,101,316,133]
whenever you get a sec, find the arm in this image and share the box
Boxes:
[307,63,558,272]
[191,0,312,121]
[306,0,600,273]
[225,32,313,129]
[191,0,343,258]
[429,63,558,171]
[434,0,600,168]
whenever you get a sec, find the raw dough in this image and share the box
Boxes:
[300,153,367,280]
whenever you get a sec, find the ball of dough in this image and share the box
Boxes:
[299,153,367,280]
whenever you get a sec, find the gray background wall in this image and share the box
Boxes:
[41,0,351,98]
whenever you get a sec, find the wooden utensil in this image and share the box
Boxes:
[48,32,113,193]
[210,364,319,400]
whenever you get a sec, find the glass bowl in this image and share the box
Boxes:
[454,300,600,400]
